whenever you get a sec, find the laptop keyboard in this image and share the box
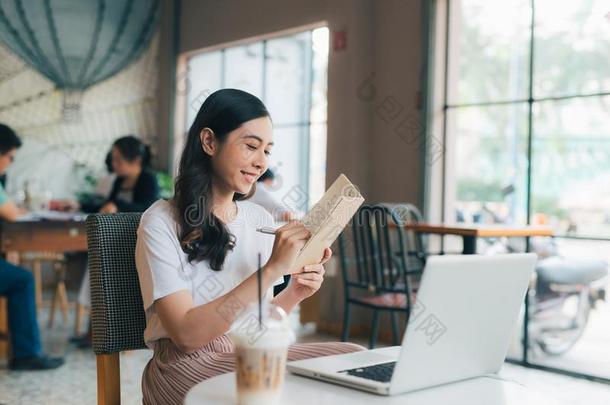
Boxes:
[339,361,396,383]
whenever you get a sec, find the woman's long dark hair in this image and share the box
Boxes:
[173,89,270,270]
[113,135,152,169]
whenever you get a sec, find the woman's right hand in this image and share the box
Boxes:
[266,221,311,276]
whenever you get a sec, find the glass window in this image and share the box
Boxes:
[447,0,531,104]
[438,0,610,381]
[266,125,309,208]
[531,96,610,237]
[310,27,329,125]
[534,0,610,98]
[224,43,264,97]
[265,32,311,126]
[449,103,529,224]
[186,51,222,128]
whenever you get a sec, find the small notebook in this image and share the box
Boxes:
[294,173,365,270]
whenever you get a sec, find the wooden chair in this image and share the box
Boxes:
[86,213,146,405]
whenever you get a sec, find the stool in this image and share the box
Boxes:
[21,252,71,329]
[74,302,89,336]
[0,298,8,360]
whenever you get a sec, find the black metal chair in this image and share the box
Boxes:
[338,204,424,348]
[86,213,146,405]
[379,202,428,271]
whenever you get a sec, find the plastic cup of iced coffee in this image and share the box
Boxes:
[229,302,295,405]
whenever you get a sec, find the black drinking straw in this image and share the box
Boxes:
[257,252,262,328]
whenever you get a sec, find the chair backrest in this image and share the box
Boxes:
[86,213,146,355]
[378,202,427,270]
[338,204,412,297]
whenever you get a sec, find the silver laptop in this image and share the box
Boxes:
[287,253,537,395]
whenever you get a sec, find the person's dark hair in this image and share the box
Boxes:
[0,123,22,154]
[257,168,275,183]
[174,88,270,270]
[112,135,151,168]
[104,151,113,173]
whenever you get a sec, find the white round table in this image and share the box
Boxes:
[185,372,564,405]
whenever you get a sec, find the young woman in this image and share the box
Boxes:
[100,135,159,213]
[135,89,364,404]
[70,136,159,214]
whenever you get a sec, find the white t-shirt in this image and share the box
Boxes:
[135,199,283,347]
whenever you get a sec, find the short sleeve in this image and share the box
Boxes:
[0,184,9,206]
[135,223,190,311]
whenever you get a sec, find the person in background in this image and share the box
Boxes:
[61,151,116,214]
[73,136,159,213]
[248,168,296,222]
[0,123,64,370]
[93,151,116,198]
[101,135,159,213]
[59,136,158,214]
[72,135,160,347]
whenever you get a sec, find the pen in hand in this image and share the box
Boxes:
[255,226,277,235]
[256,226,322,274]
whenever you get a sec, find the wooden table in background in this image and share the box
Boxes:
[402,223,554,254]
[0,218,88,362]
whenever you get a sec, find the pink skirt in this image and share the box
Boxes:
[142,335,366,405]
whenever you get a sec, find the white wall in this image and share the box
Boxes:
[0,35,160,199]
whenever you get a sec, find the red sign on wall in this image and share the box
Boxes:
[333,29,347,51]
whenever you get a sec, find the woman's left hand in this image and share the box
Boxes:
[99,202,118,214]
[287,247,332,301]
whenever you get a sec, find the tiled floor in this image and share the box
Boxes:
[0,306,147,405]
[1,310,609,405]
